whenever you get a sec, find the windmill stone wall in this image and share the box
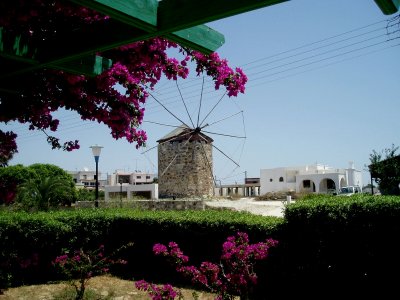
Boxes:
[158,128,213,198]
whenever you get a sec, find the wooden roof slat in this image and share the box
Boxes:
[374,0,400,15]
[69,0,158,31]
[158,0,289,33]
[68,0,225,53]
[0,22,224,80]
[165,25,225,54]
[0,0,292,91]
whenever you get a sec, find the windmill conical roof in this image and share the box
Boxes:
[157,125,213,143]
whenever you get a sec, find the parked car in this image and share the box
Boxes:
[338,186,362,196]
[327,189,338,195]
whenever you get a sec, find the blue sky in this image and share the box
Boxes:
[2,0,399,186]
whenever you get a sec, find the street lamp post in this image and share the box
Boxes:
[90,145,103,207]
[119,178,123,207]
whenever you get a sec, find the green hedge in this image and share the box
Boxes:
[267,194,400,298]
[2,195,400,298]
[0,209,282,288]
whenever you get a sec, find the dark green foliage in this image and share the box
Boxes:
[2,196,400,298]
[0,209,282,289]
[76,188,96,201]
[16,176,75,211]
[268,194,400,298]
[26,164,77,206]
[0,164,36,204]
[0,211,73,289]
[0,163,76,207]
[368,144,400,195]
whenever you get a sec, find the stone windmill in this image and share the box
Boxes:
[142,78,246,198]
[157,125,214,198]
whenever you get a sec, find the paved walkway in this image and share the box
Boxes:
[204,198,289,217]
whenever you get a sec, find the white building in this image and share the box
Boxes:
[104,184,158,200]
[107,170,155,185]
[68,168,106,189]
[260,162,362,195]
[105,170,157,200]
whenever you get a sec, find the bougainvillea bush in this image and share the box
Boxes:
[0,1,247,164]
[53,244,131,300]
[136,232,278,300]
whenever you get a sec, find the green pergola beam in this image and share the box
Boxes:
[158,0,289,32]
[70,0,225,53]
[1,0,291,81]
[71,0,158,30]
[51,55,113,76]
[0,0,227,79]
[0,22,224,79]
[374,0,400,15]
[165,25,225,54]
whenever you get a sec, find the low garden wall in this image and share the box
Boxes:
[75,199,206,210]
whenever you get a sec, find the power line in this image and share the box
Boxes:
[246,42,400,89]
[250,34,400,83]
[245,23,398,73]
[241,18,388,68]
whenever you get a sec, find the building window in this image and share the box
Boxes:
[303,180,311,188]
[146,176,151,179]
[83,175,87,180]
[279,177,284,182]
[270,178,273,182]
[119,175,130,184]
[136,176,141,179]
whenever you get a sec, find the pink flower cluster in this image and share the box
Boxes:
[53,244,128,300]
[135,280,181,300]
[0,131,17,167]
[191,52,248,97]
[139,232,278,300]
[0,2,248,164]
[52,244,127,281]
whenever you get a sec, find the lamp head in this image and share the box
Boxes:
[90,145,103,157]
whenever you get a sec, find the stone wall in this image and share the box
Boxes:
[75,199,205,210]
[158,139,213,197]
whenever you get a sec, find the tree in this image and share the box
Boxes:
[16,176,75,211]
[368,144,400,195]
[0,131,17,167]
[0,163,76,205]
[0,164,36,205]
[0,1,247,165]
[27,163,77,205]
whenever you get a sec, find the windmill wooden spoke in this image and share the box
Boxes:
[148,91,190,128]
[140,144,158,155]
[212,143,240,168]
[143,120,184,128]
[202,111,243,129]
[142,151,157,171]
[176,79,195,128]
[199,91,227,127]
[196,77,205,127]
[202,130,246,139]
[198,135,240,167]
[160,134,193,177]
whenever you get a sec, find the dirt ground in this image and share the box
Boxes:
[0,275,219,300]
